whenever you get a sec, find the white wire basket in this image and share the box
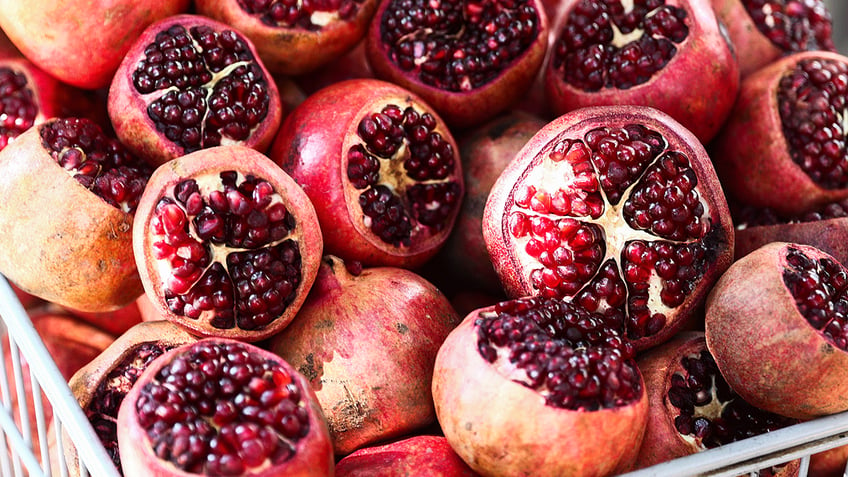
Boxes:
[2,272,848,477]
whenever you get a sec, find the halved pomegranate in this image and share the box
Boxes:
[0,117,150,312]
[544,0,740,143]
[483,105,733,351]
[712,50,848,217]
[364,0,550,128]
[705,242,848,420]
[433,296,648,476]
[132,145,323,342]
[108,14,283,166]
[116,338,334,476]
[270,78,463,269]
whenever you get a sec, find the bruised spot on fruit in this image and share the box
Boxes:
[299,353,320,382]
[396,322,409,334]
[330,383,369,433]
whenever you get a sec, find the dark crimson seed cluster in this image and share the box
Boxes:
[151,172,302,331]
[551,0,688,91]
[238,0,364,29]
[346,103,462,246]
[783,246,848,349]
[379,0,540,92]
[475,296,641,410]
[135,341,310,476]
[41,117,151,212]
[132,24,271,154]
[0,66,37,149]
[778,57,848,189]
[668,349,798,448]
[743,0,835,53]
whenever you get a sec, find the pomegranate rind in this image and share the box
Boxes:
[364,0,550,129]
[483,105,734,351]
[0,0,190,89]
[705,242,848,420]
[0,120,143,312]
[270,78,463,269]
[543,0,740,144]
[335,435,479,477]
[269,255,461,455]
[116,338,334,477]
[108,14,283,167]
[432,310,649,477]
[735,218,848,266]
[709,0,787,78]
[712,51,848,217]
[195,0,379,76]
[132,145,323,342]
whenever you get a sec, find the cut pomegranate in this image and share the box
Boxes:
[196,0,378,75]
[108,14,283,166]
[433,296,648,476]
[706,242,848,420]
[711,0,836,77]
[0,117,150,312]
[713,51,848,217]
[116,338,334,476]
[365,0,549,127]
[132,145,323,342]
[484,105,733,351]
[270,78,463,268]
[544,0,739,143]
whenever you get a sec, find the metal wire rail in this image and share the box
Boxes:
[1,272,848,477]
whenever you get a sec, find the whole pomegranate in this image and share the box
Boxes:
[364,0,550,128]
[270,78,464,269]
[712,51,848,217]
[108,14,283,167]
[711,0,836,77]
[132,145,323,342]
[335,435,479,476]
[269,255,461,455]
[705,242,848,420]
[634,331,800,472]
[544,0,740,144]
[64,320,199,475]
[0,0,190,89]
[195,0,378,76]
[0,117,150,312]
[433,296,648,476]
[116,338,334,476]
[483,105,734,351]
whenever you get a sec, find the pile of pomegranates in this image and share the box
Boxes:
[0,0,846,476]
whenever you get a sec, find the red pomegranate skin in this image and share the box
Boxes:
[712,51,848,217]
[735,218,848,265]
[705,242,848,420]
[269,255,461,455]
[335,435,479,476]
[0,0,191,89]
[432,310,649,477]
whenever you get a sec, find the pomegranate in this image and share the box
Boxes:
[634,331,800,471]
[544,0,740,144]
[433,111,546,296]
[732,200,848,264]
[335,435,479,476]
[0,117,150,312]
[432,296,648,476]
[270,78,464,269]
[810,445,848,477]
[59,300,145,336]
[0,0,190,89]
[711,0,836,77]
[269,255,461,455]
[705,242,848,420]
[483,105,734,351]
[294,40,374,96]
[62,320,199,475]
[116,338,334,476]
[195,0,378,76]
[711,51,848,217]
[108,14,283,167]
[364,0,550,128]
[132,145,323,342]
